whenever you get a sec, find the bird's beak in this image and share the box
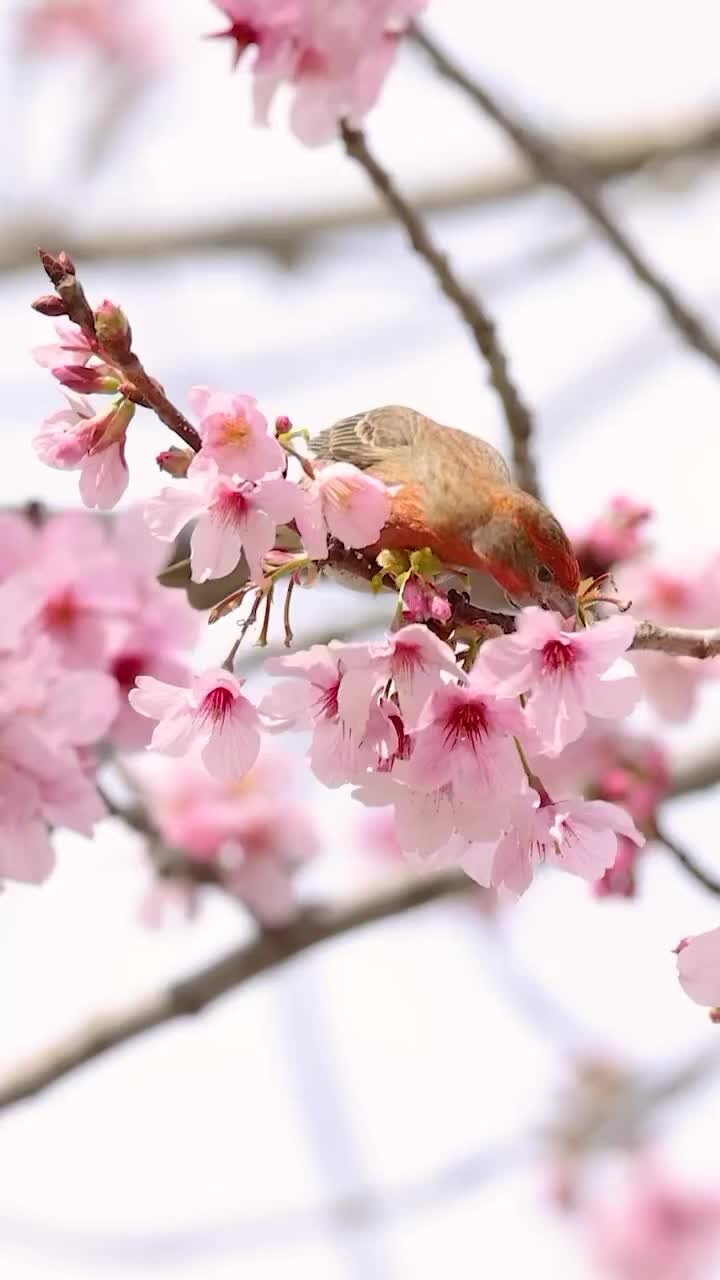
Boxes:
[546,587,579,621]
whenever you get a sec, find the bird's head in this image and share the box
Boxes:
[470,489,580,618]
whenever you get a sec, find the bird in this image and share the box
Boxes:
[159,404,580,618]
[310,405,580,617]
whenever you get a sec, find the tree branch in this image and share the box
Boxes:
[4,114,720,272]
[413,25,720,372]
[653,822,720,895]
[0,868,468,1111]
[340,122,541,499]
[36,249,202,452]
[630,620,720,659]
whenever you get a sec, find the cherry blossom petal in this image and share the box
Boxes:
[201,700,261,780]
[145,483,207,541]
[189,513,243,583]
[676,927,720,1007]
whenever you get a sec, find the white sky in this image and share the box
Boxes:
[2,1,720,1277]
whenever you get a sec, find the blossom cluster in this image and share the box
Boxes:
[0,505,199,887]
[212,0,427,144]
[27,286,720,1013]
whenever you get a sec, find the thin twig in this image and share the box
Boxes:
[340,122,541,499]
[36,249,202,452]
[654,822,720,896]
[0,868,468,1110]
[413,25,720,372]
[669,747,720,798]
[4,113,720,272]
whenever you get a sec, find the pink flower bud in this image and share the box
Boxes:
[156,447,193,478]
[52,364,120,394]
[275,415,292,435]
[88,398,135,453]
[39,247,75,285]
[32,294,68,317]
[94,300,131,355]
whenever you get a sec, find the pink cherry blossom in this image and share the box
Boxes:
[34,394,133,510]
[18,0,163,68]
[214,1,427,146]
[618,557,720,720]
[32,317,95,370]
[399,572,452,626]
[129,668,261,781]
[295,461,391,559]
[338,624,459,725]
[136,752,318,925]
[188,387,284,479]
[477,608,640,755]
[262,643,378,786]
[0,638,118,887]
[573,494,652,576]
[145,460,298,584]
[479,790,645,898]
[405,679,527,810]
[675,927,720,1009]
[586,1159,720,1280]
[593,834,643,898]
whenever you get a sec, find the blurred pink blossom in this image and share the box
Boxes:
[139,754,318,925]
[573,495,652,577]
[586,1160,720,1280]
[18,0,162,68]
[619,558,720,721]
[213,0,427,144]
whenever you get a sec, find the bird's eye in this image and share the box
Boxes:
[537,565,553,584]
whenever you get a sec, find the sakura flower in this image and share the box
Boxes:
[262,643,378,786]
[480,790,645,898]
[18,0,163,68]
[675,927,720,1010]
[399,571,452,626]
[129,668,261,780]
[215,1,426,145]
[136,752,318,926]
[406,679,527,812]
[34,394,133,509]
[618,557,720,720]
[296,461,391,560]
[477,608,639,755]
[32,317,95,370]
[145,460,298,584]
[573,494,652,578]
[338,624,460,725]
[188,386,284,479]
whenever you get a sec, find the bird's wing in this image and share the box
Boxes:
[310,404,512,487]
[310,405,426,469]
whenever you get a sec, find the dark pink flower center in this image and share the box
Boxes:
[541,639,576,673]
[315,679,340,722]
[295,45,326,78]
[42,589,78,631]
[443,698,489,750]
[112,651,146,691]
[199,685,236,725]
[212,486,250,529]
